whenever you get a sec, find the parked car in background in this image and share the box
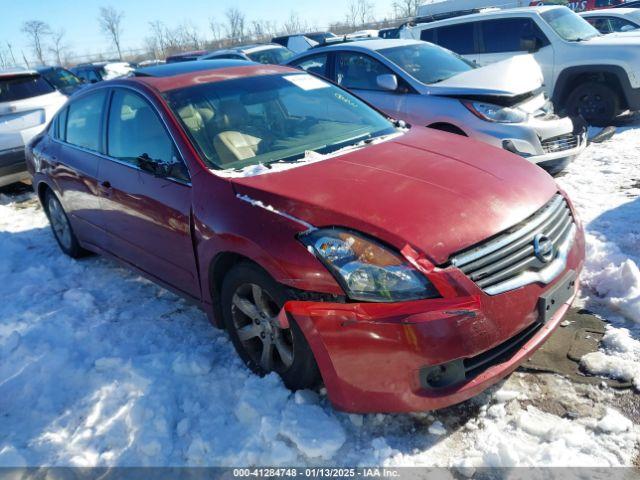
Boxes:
[165,50,209,63]
[27,61,585,413]
[35,66,85,96]
[580,7,640,32]
[288,39,586,174]
[416,0,624,17]
[378,27,401,38]
[0,69,66,187]
[402,5,640,125]
[70,62,134,83]
[137,59,166,67]
[199,44,295,64]
[272,32,337,53]
[346,30,380,39]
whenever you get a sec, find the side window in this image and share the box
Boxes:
[335,53,393,91]
[433,23,476,55]
[609,17,638,32]
[586,17,612,33]
[107,90,188,181]
[291,54,329,78]
[480,18,546,53]
[66,91,106,151]
[420,28,436,43]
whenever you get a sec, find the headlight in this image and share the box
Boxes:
[300,228,440,302]
[462,101,528,123]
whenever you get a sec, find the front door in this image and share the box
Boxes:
[333,52,406,119]
[98,88,200,299]
[474,18,555,96]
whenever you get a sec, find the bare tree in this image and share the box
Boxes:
[209,18,223,43]
[6,42,17,66]
[98,6,124,59]
[346,0,375,26]
[49,28,67,65]
[282,11,307,34]
[21,20,51,65]
[392,0,421,19]
[224,7,246,42]
[176,21,202,50]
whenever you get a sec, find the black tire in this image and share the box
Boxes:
[44,189,88,258]
[565,82,620,126]
[221,262,321,390]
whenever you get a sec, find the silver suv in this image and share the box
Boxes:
[287,39,586,174]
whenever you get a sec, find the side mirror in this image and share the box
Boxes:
[521,36,542,53]
[89,79,98,84]
[376,74,399,92]
[137,154,189,181]
[620,25,637,32]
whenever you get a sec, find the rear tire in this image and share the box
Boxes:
[221,262,321,390]
[565,82,620,126]
[44,189,87,258]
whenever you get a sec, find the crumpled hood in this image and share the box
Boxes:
[231,128,557,264]
[424,55,543,100]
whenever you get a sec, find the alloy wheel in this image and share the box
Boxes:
[231,283,294,373]
[48,195,72,251]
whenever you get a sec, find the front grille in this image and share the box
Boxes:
[541,133,579,154]
[450,194,576,295]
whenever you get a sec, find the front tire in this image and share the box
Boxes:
[565,82,620,126]
[44,190,87,258]
[221,262,321,390]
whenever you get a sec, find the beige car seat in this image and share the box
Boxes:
[214,100,263,165]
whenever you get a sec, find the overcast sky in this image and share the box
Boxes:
[2,0,394,64]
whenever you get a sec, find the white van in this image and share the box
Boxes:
[417,0,529,18]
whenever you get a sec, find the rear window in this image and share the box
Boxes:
[0,74,55,102]
[433,23,476,54]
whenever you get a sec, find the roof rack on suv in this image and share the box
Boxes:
[401,7,501,28]
[309,35,371,49]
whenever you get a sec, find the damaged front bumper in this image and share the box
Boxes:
[277,226,586,413]
[494,116,588,173]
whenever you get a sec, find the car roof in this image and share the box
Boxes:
[581,8,638,16]
[131,63,298,92]
[134,59,257,77]
[316,38,422,52]
[273,32,328,39]
[413,4,561,27]
[207,44,282,56]
[0,68,38,78]
[166,50,209,58]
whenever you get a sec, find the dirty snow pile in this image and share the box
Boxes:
[555,126,640,389]
[0,125,639,468]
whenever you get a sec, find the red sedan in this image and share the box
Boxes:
[26,60,585,413]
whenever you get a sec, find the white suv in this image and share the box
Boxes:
[401,5,640,125]
[0,69,66,187]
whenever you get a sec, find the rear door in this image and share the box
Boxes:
[98,87,200,298]
[332,51,406,118]
[48,89,107,247]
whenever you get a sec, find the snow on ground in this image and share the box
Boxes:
[0,125,639,468]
